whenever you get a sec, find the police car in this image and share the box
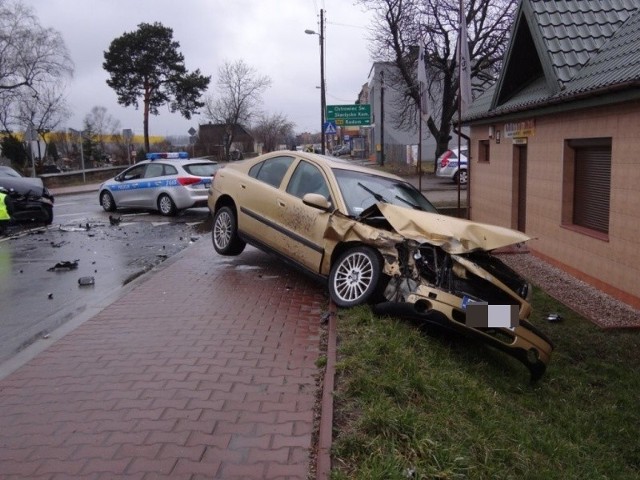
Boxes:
[98,152,220,216]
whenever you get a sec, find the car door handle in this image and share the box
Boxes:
[277,199,286,208]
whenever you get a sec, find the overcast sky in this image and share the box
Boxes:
[21,0,376,138]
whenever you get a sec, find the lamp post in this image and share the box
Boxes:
[68,128,86,183]
[305,8,326,155]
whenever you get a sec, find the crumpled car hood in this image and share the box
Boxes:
[376,203,531,254]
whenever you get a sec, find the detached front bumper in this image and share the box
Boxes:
[373,298,553,381]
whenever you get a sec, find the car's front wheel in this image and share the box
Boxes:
[329,246,381,308]
[212,205,246,256]
[100,191,116,212]
[42,205,53,225]
[158,194,177,216]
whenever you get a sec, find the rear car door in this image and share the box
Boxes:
[275,160,333,273]
[235,156,295,247]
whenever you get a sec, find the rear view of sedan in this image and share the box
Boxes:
[99,153,219,216]
[436,148,468,185]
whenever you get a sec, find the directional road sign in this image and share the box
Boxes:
[326,104,371,126]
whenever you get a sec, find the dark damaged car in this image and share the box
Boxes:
[207,152,553,379]
[0,165,55,225]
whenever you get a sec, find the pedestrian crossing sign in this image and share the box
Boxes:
[323,121,337,135]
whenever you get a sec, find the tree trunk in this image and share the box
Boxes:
[143,100,150,153]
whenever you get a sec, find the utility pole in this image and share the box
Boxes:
[380,69,385,166]
[320,9,326,155]
[305,9,327,154]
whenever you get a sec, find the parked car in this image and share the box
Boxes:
[0,166,55,225]
[436,148,468,185]
[98,154,220,216]
[332,144,351,157]
[40,164,62,174]
[208,151,553,379]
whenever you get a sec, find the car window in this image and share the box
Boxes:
[144,163,164,178]
[286,161,330,200]
[164,164,178,175]
[250,156,294,188]
[122,164,146,181]
[184,163,219,176]
[333,168,438,217]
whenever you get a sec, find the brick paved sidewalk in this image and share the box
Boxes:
[0,239,327,479]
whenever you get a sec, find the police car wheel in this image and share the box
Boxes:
[100,191,116,212]
[158,194,177,216]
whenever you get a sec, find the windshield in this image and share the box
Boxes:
[333,168,438,217]
[0,167,23,178]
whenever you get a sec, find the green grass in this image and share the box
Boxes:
[330,287,640,480]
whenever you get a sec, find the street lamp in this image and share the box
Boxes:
[68,128,86,183]
[305,8,326,155]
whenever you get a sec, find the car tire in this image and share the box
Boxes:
[329,246,381,308]
[42,205,53,225]
[100,191,116,212]
[157,194,177,216]
[212,205,246,256]
[455,169,468,185]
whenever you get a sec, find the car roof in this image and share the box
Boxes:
[243,150,404,181]
[138,158,218,166]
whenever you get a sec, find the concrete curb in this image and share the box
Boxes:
[316,300,338,478]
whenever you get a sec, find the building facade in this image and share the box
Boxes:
[466,0,640,307]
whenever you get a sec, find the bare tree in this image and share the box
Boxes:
[15,82,71,160]
[83,106,122,162]
[0,0,73,133]
[252,113,294,153]
[359,0,517,157]
[203,60,271,159]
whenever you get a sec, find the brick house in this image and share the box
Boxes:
[465,0,640,308]
[196,123,255,160]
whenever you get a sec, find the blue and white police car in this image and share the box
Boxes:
[98,152,220,216]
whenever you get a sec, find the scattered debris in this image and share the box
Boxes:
[47,260,79,271]
[320,312,330,325]
[109,215,122,226]
[545,313,563,323]
[78,276,95,287]
[47,293,53,299]
[50,241,68,248]
[59,225,89,232]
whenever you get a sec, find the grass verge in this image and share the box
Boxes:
[331,287,640,479]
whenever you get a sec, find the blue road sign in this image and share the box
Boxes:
[323,121,337,135]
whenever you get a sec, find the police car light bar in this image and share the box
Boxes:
[146,152,189,160]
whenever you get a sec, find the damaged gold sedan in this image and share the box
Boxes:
[208,151,553,379]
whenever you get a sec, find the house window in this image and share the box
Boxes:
[562,138,611,236]
[478,140,490,163]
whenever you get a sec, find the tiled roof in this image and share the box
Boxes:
[468,0,640,121]
[531,0,638,87]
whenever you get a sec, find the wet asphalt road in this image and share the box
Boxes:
[0,174,463,366]
[0,191,212,365]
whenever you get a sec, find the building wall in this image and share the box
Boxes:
[469,100,640,306]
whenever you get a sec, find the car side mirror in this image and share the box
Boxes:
[302,193,332,211]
